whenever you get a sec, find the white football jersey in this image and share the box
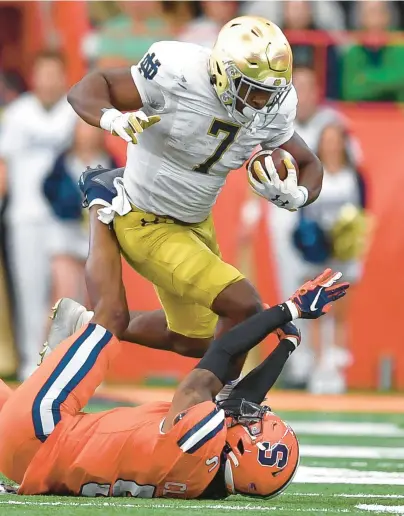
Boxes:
[127,41,297,223]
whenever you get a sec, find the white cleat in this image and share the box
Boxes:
[39,299,94,364]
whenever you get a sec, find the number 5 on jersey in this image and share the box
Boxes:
[194,119,240,174]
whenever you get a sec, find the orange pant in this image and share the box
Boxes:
[0,324,120,483]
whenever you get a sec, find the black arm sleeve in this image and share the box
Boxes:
[229,339,296,404]
[195,304,292,384]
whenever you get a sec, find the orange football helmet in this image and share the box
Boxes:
[220,399,299,498]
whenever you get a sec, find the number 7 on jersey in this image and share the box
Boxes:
[194,119,240,174]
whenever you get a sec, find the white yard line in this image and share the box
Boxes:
[300,445,404,460]
[291,422,404,437]
[296,467,404,485]
[0,500,349,512]
[356,504,404,514]
[290,494,404,500]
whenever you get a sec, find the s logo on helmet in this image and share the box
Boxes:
[257,442,289,469]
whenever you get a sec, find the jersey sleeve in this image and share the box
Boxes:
[261,86,298,149]
[173,401,226,455]
[130,41,184,112]
[153,401,227,498]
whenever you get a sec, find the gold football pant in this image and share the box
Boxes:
[114,208,244,338]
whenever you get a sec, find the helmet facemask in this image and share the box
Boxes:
[219,61,291,130]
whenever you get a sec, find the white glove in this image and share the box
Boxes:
[100,108,161,144]
[248,153,308,211]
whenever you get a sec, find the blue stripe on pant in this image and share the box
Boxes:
[32,324,112,442]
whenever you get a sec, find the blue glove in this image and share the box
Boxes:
[289,268,350,320]
[78,166,124,208]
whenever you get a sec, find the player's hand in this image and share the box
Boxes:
[252,156,307,211]
[289,268,350,319]
[276,321,301,349]
[100,108,161,144]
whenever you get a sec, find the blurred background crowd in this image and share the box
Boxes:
[0,1,401,393]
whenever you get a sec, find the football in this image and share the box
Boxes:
[248,148,299,183]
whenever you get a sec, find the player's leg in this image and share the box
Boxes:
[123,304,211,358]
[46,205,129,351]
[0,323,120,483]
[113,210,247,353]
[47,209,260,363]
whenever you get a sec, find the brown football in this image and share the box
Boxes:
[248,148,299,182]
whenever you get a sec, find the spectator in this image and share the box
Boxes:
[44,119,118,308]
[265,67,342,389]
[283,0,321,68]
[294,124,368,394]
[347,0,401,31]
[179,1,239,48]
[0,50,76,380]
[0,71,26,110]
[0,70,25,379]
[95,1,173,67]
[293,66,341,150]
[341,1,404,102]
[241,1,346,31]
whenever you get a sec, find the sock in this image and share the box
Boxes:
[76,310,94,332]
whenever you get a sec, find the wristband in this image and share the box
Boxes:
[297,186,309,207]
[100,108,122,132]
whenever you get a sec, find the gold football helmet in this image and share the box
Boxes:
[210,16,293,129]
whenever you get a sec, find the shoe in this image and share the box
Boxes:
[40,299,93,364]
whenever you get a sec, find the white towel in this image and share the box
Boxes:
[88,177,132,224]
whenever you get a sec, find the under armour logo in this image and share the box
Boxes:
[138,52,161,81]
[271,195,289,207]
[140,217,160,226]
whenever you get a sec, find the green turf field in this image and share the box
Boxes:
[1,408,404,516]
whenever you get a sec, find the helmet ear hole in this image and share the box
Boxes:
[237,439,245,455]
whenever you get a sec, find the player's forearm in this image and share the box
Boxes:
[86,207,129,336]
[68,71,114,127]
[229,338,295,404]
[299,155,323,206]
[280,132,323,206]
[196,304,294,384]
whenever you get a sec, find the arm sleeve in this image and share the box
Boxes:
[229,339,295,404]
[196,304,293,384]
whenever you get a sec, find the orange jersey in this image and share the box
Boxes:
[19,400,227,499]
